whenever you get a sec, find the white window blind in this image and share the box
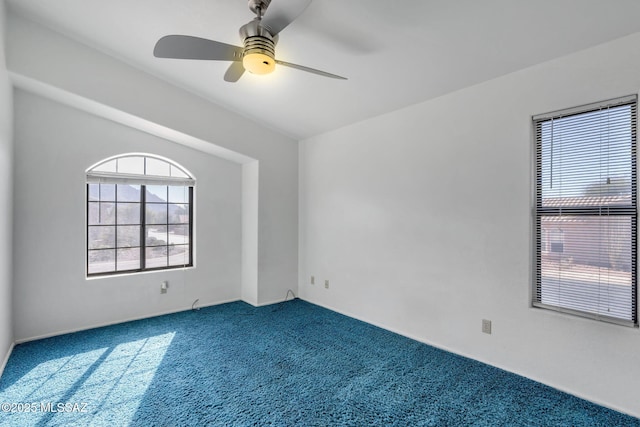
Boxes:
[533,95,637,326]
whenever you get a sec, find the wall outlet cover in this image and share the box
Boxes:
[482,319,492,334]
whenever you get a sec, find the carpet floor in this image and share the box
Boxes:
[0,299,638,426]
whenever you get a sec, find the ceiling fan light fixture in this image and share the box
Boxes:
[242,35,276,75]
[243,52,275,74]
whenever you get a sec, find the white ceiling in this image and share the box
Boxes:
[7,0,640,140]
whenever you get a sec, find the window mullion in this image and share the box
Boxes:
[114,184,118,271]
[86,184,90,275]
[189,186,194,266]
[166,191,170,267]
[141,185,146,270]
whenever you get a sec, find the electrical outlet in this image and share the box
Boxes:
[482,319,492,334]
[311,276,315,285]
[324,280,329,289]
[161,281,169,294]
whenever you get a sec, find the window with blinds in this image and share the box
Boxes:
[533,95,637,326]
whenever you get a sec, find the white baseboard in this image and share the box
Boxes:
[256,297,298,307]
[15,298,240,344]
[252,289,298,307]
[0,342,15,379]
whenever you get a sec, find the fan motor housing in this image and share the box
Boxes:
[243,36,275,74]
[239,19,277,75]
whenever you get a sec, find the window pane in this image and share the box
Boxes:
[92,159,117,173]
[117,203,141,225]
[169,204,189,224]
[88,183,115,202]
[168,186,189,203]
[100,184,116,201]
[170,165,189,178]
[146,186,168,203]
[168,225,189,245]
[88,202,115,225]
[539,216,633,321]
[146,225,167,246]
[117,226,140,247]
[88,226,115,249]
[145,157,170,177]
[116,248,140,271]
[88,184,99,201]
[117,184,141,202]
[146,204,167,224]
[146,246,168,268]
[117,156,144,175]
[88,249,115,274]
[168,244,190,266]
[540,106,633,207]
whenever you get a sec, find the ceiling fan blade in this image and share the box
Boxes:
[275,60,347,80]
[224,61,246,82]
[154,35,243,61]
[261,0,313,36]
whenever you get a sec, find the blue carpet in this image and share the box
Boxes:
[0,299,638,426]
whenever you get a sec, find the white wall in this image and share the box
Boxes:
[299,33,640,417]
[6,11,298,309]
[0,0,14,371]
[241,161,259,306]
[12,90,242,341]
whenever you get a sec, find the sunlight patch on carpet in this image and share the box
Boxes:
[0,332,175,426]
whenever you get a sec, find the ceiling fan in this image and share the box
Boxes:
[153,0,347,82]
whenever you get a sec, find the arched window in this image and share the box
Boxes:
[86,154,194,276]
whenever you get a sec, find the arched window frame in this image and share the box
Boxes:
[86,154,195,276]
